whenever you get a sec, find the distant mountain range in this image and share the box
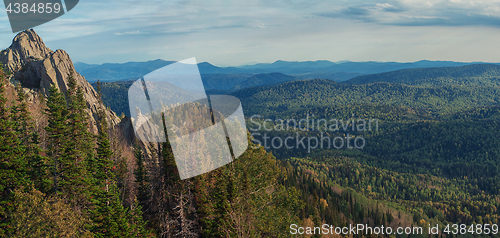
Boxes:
[234,59,486,74]
[74,59,175,82]
[75,59,498,83]
[233,72,297,90]
[93,63,500,118]
[344,64,500,87]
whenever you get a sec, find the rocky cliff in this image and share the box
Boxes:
[0,29,158,206]
[0,29,120,133]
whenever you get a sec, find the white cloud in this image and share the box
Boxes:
[318,0,500,26]
[1,0,500,65]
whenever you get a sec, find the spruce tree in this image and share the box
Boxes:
[94,110,113,189]
[0,67,29,235]
[90,184,133,237]
[51,71,95,205]
[44,84,68,195]
[129,198,151,237]
[134,143,150,207]
[13,84,50,193]
[89,91,149,237]
[45,72,93,203]
[11,84,31,144]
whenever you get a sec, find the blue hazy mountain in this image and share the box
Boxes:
[344,64,500,87]
[233,72,297,90]
[75,59,176,82]
[76,59,495,83]
[235,59,488,74]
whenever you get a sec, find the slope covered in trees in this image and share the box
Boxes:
[1,30,307,238]
[1,63,306,237]
[235,65,500,237]
[232,79,500,117]
[6,29,500,237]
[90,63,500,237]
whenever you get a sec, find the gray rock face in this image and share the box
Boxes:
[0,29,120,133]
[0,29,52,73]
[1,30,154,206]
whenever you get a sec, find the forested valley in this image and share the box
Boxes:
[2,30,500,237]
[88,66,500,237]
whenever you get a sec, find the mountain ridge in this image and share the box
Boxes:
[344,64,500,86]
[230,78,500,117]
[74,58,498,83]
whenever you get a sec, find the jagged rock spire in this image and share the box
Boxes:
[0,29,120,132]
[0,29,53,73]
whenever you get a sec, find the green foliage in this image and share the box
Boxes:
[233,68,500,234]
[7,58,500,237]
[93,108,114,184]
[42,72,151,237]
[287,153,500,229]
[89,101,151,237]
[232,79,500,117]
[134,143,150,207]
[8,188,94,238]
[91,80,134,117]
[195,141,302,237]
[44,84,68,195]
[13,84,51,193]
[0,68,30,235]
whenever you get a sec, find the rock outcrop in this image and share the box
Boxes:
[0,29,155,206]
[0,29,120,133]
[0,29,52,73]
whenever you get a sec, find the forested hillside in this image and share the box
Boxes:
[236,67,500,237]
[90,72,298,117]
[0,62,307,237]
[0,30,308,238]
[91,80,134,117]
[4,30,500,237]
[89,62,500,237]
[0,65,149,236]
[232,79,500,116]
[233,72,297,90]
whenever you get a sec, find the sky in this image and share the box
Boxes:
[1,0,500,66]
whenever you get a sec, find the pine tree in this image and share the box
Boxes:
[0,68,29,235]
[59,71,94,203]
[159,113,201,237]
[45,71,93,204]
[13,84,50,193]
[11,84,31,145]
[134,142,150,210]
[133,142,157,237]
[94,109,113,191]
[44,84,68,195]
[90,183,134,237]
[89,88,152,237]
[129,198,151,237]
[162,113,180,184]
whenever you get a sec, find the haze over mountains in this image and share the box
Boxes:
[345,64,500,87]
[94,61,500,121]
[76,58,498,85]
